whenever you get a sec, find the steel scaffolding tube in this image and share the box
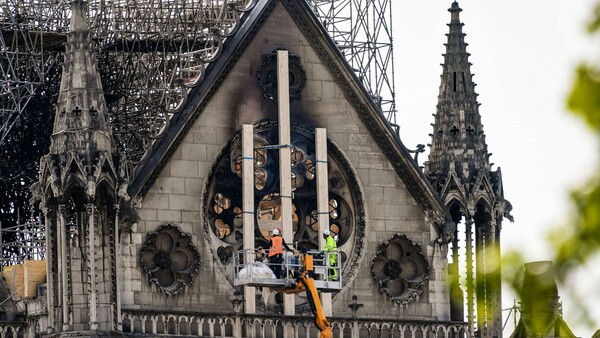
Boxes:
[1,0,396,159]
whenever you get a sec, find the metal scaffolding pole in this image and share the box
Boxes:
[2,0,396,156]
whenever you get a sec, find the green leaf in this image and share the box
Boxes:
[567,65,600,131]
[588,3,600,33]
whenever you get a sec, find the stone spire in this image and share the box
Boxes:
[424,3,513,338]
[30,1,123,334]
[50,0,112,155]
[426,0,489,180]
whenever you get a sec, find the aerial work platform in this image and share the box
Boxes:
[233,249,341,291]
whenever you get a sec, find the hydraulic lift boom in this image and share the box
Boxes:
[277,253,332,338]
[233,249,340,337]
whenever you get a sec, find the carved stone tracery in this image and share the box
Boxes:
[140,224,201,295]
[203,121,366,286]
[257,49,306,101]
[371,234,430,305]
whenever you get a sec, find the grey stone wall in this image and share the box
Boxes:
[120,2,450,321]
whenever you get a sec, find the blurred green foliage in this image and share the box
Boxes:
[568,65,600,131]
[502,2,600,335]
[554,1,600,281]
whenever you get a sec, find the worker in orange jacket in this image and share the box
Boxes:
[268,228,293,279]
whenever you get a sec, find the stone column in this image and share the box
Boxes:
[490,219,503,338]
[475,222,485,337]
[86,204,98,330]
[58,204,71,331]
[476,218,493,338]
[465,217,475,338]
[113,203,122,331]
[43,208,55,333]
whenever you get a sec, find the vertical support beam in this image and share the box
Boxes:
[316,128,329,251]
[465,218,475,338]
[58,204,70,331]
[242,124,256,315]
[277,50,295,316]
[87,204,98,330]
[316,128,332,317]
[43,208,55,333]
[114,204,122,331]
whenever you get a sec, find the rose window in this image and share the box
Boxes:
[257,49,306,101]
[204,121,365,283]
[140,224,201,295]
[371,234,430,304]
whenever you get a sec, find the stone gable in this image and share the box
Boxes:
[122,1,450,320]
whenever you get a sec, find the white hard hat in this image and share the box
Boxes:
[272,229,280,236]
[323,229,330,236]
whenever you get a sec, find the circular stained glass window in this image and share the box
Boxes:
[204,121,365,282]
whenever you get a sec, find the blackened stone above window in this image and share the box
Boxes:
[257,49,306,101]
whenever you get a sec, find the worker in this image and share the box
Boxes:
[322,229,338,281]
[268,228,293,279]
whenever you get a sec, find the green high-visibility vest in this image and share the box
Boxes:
[324,235,337,265]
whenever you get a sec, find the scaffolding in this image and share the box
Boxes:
[0,0,70,147]
[0,219,45,268]
[1,0,396,160]
[1,0,254,161]
[307,0,396,124]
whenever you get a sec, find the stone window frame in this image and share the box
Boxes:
[140,224,201,295]
[371,234,430,305]
[202,121,367,288]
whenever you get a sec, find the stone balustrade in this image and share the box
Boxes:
[121,309,469,337]
[0,322,26,338]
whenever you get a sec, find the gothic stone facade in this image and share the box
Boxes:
[122,1,451,320]
[17,1,473,337]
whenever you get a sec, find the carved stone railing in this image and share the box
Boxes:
[0,322,26,338]
[121,309,470,338]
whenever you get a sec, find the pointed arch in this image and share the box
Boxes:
[447,200,464,225]
[96,176,117,201]
[472,174,495,206]
[473,199,492,228]
[62,174,87,200]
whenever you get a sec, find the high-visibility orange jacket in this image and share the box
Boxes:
[269,236,284,257]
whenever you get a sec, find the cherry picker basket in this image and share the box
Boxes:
[233,249,341,291]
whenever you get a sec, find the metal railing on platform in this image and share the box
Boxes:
[233,249,341,291]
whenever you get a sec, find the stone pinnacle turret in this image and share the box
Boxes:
[426,0,489,181]
[50,0,112,155]
[424,3,513,338]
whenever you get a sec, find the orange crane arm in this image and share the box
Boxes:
[277,254,332,338]
[299,273,332,338]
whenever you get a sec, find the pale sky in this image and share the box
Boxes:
[393,1,599,337]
